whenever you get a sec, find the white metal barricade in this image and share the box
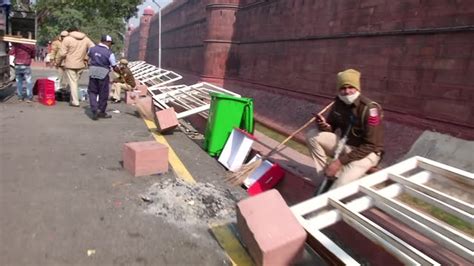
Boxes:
[291,156,473,265]
[141,69,182,88]
[128,61,182,88]
[128,61,240,121]
[128,60,146,71]
[151,82,240,119]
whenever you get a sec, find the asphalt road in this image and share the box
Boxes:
[0,67,246,265]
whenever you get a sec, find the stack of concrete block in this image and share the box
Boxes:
[237,189,307,265]
[123,141,169,177]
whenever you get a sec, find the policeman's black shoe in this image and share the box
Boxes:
[98,112,112,119]
[92,112,98,121]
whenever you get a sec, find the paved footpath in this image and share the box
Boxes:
[0,66,248,265]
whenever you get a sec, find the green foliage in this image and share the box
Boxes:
[33,0,142,52]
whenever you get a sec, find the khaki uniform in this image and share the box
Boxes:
[57,31,95,106]
[50,39,68,90]
[306,95,384,189]
[110,66,136,101]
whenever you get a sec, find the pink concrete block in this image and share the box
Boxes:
[123,141,168,177]
[126,91,139,105]
[237,189,307,266]
[154,107,179,133]
[136,96,154,120]
[136,84,148,96]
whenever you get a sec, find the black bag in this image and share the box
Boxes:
[55,88,70,102]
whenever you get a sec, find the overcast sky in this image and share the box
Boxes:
[128,0,172,28]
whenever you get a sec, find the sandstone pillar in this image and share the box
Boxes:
[138,6,155,61]
[202,0,241,84]
[123,25,134,58]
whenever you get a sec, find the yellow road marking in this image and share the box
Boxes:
[142,118,196,184]
[143,118,250,264]
[210,223,254,266]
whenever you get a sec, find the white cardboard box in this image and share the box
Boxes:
[218,128,255,172]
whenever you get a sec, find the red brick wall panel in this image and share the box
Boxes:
[467,59,474,76]
[127,0,474,140]
[423,99,472,124]
[143,0,208,69]
[386,80,417,97]
[161,0,207,32]
[383,95,424,116]
[359,0,386,9]
[457,0,474,12]
[434,69,473,86]
[161,47,204,74]
[439,44,473,59]
[419,84,466,101]
[146,18,207,69]
[433,58,469,71]
[127,29,141,61]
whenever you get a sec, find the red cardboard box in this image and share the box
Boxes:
[35,78,56,106]
[244,156,285,196]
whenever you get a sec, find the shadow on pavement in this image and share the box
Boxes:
[0,83,15,102]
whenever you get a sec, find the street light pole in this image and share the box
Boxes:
[151,0,162,70]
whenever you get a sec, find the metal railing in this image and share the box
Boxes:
[291,156,473,265]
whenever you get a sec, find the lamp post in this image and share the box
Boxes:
[151,0,162,70]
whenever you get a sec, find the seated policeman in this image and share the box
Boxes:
[110,58,136,103]
[305,69,384,191]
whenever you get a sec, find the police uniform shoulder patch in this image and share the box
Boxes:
[368,107,380,126]
[369,107,378,117]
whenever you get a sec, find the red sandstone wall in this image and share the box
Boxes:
[231,0,473,137]
[127,0,474,140]
[145,0,208,73]
[127,28,141,61]
[138,14,153,61]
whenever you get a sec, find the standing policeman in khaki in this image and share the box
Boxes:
[305,69,384,190]
[50,31,69,90]
[56,26,95,107]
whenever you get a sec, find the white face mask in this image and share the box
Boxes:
[338,91,360,105]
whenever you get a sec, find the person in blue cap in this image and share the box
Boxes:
[87,34,117,120]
